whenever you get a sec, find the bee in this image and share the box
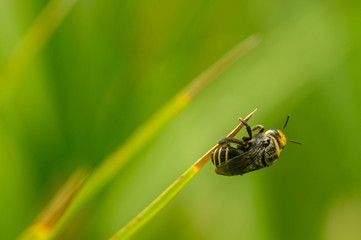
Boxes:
[211,116,300,176]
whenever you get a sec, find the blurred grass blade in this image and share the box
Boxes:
[184,34,260,98]
[68,34,260,208]
[17,170,87,240]
[0,0,78,105]
[109,109,257,240]
[28,35,259,240]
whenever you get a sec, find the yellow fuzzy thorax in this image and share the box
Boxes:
[277,130,287,149]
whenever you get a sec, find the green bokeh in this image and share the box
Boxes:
[1,0,361,239]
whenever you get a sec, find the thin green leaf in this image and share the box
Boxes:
[109,109,257,240]
[0,0,78,105]
[18,35,259,240]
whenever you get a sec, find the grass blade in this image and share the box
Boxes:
[17,170,87,240]
[62,35,260,215]
[0,0,78,105]
[19,35,259,240]
[109,109,257,240]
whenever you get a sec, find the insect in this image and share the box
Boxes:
[211,116,300,176]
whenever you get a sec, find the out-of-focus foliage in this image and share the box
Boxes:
[1,0,361,239]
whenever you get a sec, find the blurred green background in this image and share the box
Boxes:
[1,0,361,239]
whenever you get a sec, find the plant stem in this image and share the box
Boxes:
[109,108,257,240]
[18,35,259,240]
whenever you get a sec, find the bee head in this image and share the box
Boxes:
[265,116,301,149]
[265,128,287,149]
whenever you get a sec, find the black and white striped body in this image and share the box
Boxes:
[211,147,244,168]
[211,134,279,176]
[211,116,299,176]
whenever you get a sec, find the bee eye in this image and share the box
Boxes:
[269,128,281,138]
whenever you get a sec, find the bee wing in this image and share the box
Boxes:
[217,142,264,175]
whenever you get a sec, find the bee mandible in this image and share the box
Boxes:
[211,116,300,176]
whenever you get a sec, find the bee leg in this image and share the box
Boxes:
[239,118,252,142]
[237,142,249,151]
[218,137,243,145]
[252,125,264,133]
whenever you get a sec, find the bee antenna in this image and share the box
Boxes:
[282,115,290,131]
[287,140,302,145]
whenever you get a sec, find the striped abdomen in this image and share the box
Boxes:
[211,147,243,167]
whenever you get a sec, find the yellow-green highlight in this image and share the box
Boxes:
[0,0,78,105]
[184,34,260,98]
[111,167,198,240]
[17,224,49,240]
[17,170,87,240]
[109,109,257,240]
[49,92,192,238]
[36,35,259,240]
[46,92,192,240]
